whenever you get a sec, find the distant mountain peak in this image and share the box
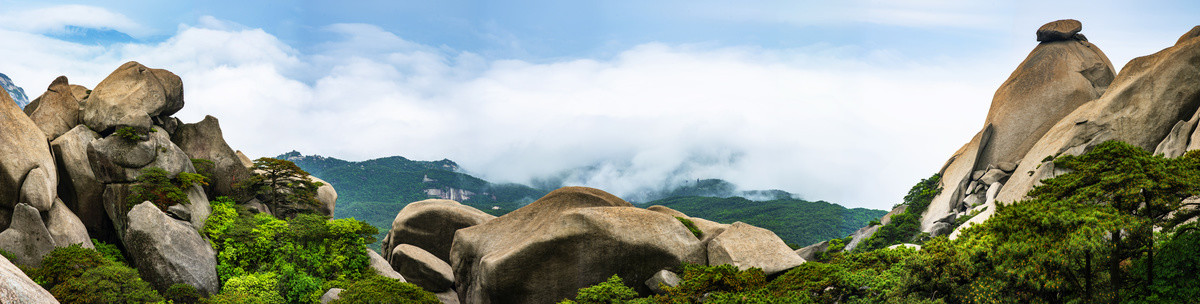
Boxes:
[0,72,30,109]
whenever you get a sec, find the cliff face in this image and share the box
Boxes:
[909,21,1200,239]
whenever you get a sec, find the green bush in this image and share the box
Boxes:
[559,275,640,304]
[331,275,440,304]
[202,290,265,304]
[165,283,201,304]
[91,238,126,265]
[221,272,286,304]
[128,166,207,211]
[675,217,703,238]
[235,157,324,218]
[856,174,941,252]
[49,264,163,304]
[31,243,109,290]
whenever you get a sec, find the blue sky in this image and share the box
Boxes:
[1,1,1198,209]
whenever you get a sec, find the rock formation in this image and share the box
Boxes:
[0,254,59,304]
[124,201,219,296]
[381,199,495,263]
[171,115,251,199]
[26,76,81,141]
[450,187,706,303]
[706,222,806,276]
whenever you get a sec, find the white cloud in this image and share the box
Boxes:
[3,14,1190,209]
[0,5,151,38]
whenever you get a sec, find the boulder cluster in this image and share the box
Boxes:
[0,61,336,302]
[377,187,806,303]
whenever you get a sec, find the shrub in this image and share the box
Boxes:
[31,243,109,290]
[675,217,702,238]
[49,264,163,304]
[559,275,639,304]
[331,275,440,304]
[128,167,207,211]
[221,272,286,304]
[92,238,126,265]
[114,126,149,141]
[235,157,323,218]
[165,283,201,304]
[856,174,941,252]
[202,290,264,304]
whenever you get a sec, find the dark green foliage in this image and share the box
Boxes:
[165,283,201,304]
[650,196,886,247]
[856,174,941,252]
[128,166,207,211]
[202,290,264,304]
[0,248,15,262]
[559,275,640,304]
[49,264,163,304]
[676,217,702,238]
[331,275,440,304]
[1128,223,1200,303]
[91,238,126,265]
[237,157,324,218]
[30,244,108,290]
[114,126,149,141]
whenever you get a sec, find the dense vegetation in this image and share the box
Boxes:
[649,196,887,247]
[564,140,1200,303]
[854,173,941,252]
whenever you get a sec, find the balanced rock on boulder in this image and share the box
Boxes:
[81,61,183,134]
[1036,19,1083,42]
[381,199,495,263]
[450,187,705,304]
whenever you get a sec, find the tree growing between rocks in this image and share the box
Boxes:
[237,157,324,218]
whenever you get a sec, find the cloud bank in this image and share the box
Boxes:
[3,11,1183,209]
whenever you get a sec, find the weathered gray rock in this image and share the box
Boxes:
[50,125,106,234]
[311,175,337,216]
[931,222,953,237]
[979,169,1010,185]
[171,115,250,198]
[68,84,89,102]
[367,249,405,281]
[645,270,680,295]
[961,25,1200,237]
[450,187,705,303]
[843,224,881,253]
[390,244,453,292]
[243,199,272,216]
[1,87,57,213]
[436,290,460,304]
[795,240,829,261]
[183,184,210,230]
[382,199,495,263]
[1036,19,1083,42]
[879,204,908,225]
[46,198,92,249]
[707,222,805,276]
[26,76,80,141]
[0,254,59,304]
[236,150,254,168]
[166,204,191,222]
[1155,114,1199,158]
[88,126,194,184]
[645,205,729,244]
[320,288,343,304]
[0,204,56,267]
[81,62,182,133]
[101,184,135,241]
[124,202,218,296]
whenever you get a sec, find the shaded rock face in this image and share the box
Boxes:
[171,115,251,199]
[124,202,218,296]
[450,187,705,304]
[81,61,183,134]
[707,222,805,276]
[390,244,454,292]
[45,198,92,249]
[366,249,405,281]
[0,204,56,267]
[26,76,81,141]
[381,199,495,263]
[0,88,57,215]
[50,125,107,237]
[0,254,59,304]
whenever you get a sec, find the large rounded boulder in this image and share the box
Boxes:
[124,202,218,296]
[0,88,57,214]
[381,199,495,263]
[50,125,106,236]
[80,61,183,134]
[26,76,81,141]
[707,222,806,276]
[450,187,705,304]
[171,115,251,198]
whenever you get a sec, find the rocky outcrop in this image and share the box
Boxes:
[320,288,343,304]
[795,240,829,261]
[80,61,183,134]
[88,126,194,184]
[50,125,106,236]
[390,244,454,292]
[367,249,405,281]
[311,175,337,216]
[450,187,705,304]
[26,76,80,141]
[0,204,56,267]
[645,270,680,295]
[381,199,495,263]
[171,115,251,199]
[1036,19,1083,42]
[124,202,218,296]
[954,25,1200,237]
[0,254,59,304]
[707,222,805,276]
[646,205,729,244]
[45,198,91,249]
[1,88,57,214]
